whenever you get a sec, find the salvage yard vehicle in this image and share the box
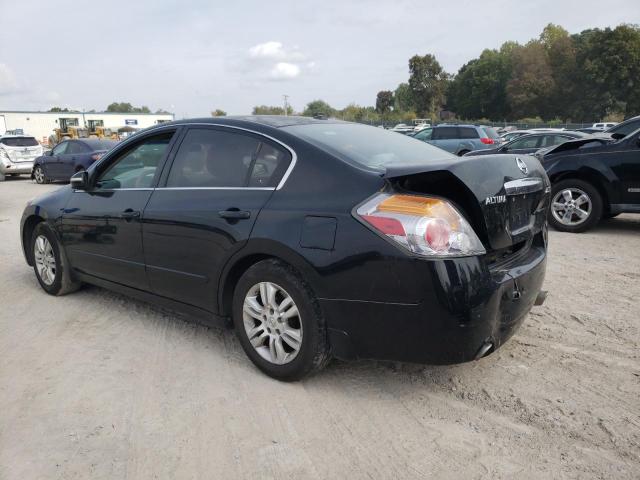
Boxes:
[0,134,44,181]
[32,138,117,184]
[465,131,590,157]
[540,128,640,232]
[20,116,549,380]
[413,124,502,155]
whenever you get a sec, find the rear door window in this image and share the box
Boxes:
[432,127,457,140]
[67,142,90,154]
[166,128,261,188]
[458,127,479,139]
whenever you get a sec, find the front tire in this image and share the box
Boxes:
[549,179,602,233]
[232,259,330,381]
[33,165,49,184]
[31,223,81,295]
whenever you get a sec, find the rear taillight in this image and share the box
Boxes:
[356,193,485,257]
[480,137,494,144]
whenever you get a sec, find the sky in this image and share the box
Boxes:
[0,0,638,117]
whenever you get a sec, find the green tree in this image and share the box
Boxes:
[506,41,555,120]
[393,83,414,112]
[408,54,449,118]
[211,109,227,116]
[540,24,577,121]
[252,105,293,115]
[48,106,70,112]
[447,47,512,121]
[375,91,394,114]
[302,100,334,118]
[106,102,151,113]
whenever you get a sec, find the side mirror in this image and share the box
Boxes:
[70,170,89,190]
[44,150,52,156]
[611,133,626,140]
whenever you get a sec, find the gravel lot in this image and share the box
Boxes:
[1,178,639,479]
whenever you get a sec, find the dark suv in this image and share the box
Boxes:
[413,124,502,156]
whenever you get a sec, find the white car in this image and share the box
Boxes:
[0,135,43,181]
[592,122,617,130]
[413,122,431,132]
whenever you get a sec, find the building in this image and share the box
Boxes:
[0,111,175,144]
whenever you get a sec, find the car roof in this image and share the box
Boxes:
[165,115,345,129]
[0,134,36,139]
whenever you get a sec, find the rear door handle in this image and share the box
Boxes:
[120,209,141,219]
[218,209,251,220]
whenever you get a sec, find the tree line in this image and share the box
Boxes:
[216,23,639,124]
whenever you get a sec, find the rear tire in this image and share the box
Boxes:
[549,179,602,233]
[30,223,81,296]
[232,259,330,381]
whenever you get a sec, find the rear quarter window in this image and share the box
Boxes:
[481,127,500,139]
[458,127,479,139]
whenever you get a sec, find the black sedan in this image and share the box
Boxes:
[32,138,118,184]
[540,128,640,232]
[20,116,549,380]
[465,131,590,157]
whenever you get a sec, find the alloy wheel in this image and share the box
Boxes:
[34,235,56,285]
[242,282,303,365]
[551,188,592,226]
[34,167,45,184]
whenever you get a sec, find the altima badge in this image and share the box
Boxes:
[516,157,529,175]
[485,195,506,205]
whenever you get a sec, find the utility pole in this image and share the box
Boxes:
[283,95,289,116]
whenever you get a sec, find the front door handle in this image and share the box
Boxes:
[218,209,251,220]
[120,209,141,220]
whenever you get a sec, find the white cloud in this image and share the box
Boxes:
[249,41,285,59]
[270,62,301,79]
[244,41,311,81]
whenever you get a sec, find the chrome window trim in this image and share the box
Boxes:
[156,186,275,191]
[142,122,297,190]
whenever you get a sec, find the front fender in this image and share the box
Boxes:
[545,155,619,204]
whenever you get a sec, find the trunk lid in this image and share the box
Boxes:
[384,155,550,250]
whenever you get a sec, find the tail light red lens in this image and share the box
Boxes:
[355,193,485,257]
[480,138,494,144]
[361,215,406,236]
[425,218,451,252]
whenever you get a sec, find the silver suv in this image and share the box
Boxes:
[0,135,43,181]
[412,124,502,156]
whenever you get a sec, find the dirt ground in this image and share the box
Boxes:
[0,178,638,480]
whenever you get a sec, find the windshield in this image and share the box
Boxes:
[1,137,39,147]
[283,123,453,170]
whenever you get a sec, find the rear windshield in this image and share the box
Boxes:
[282,123,453,170]
[481,127,500,139]
[1,137,39,147]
